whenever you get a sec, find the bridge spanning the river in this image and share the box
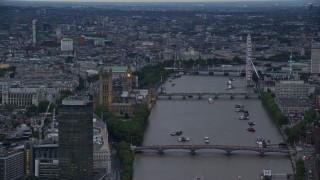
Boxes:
[157,92,260,99]
[131,144,294,156]
[166,66,245,76]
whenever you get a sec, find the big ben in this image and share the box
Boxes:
[124,66,133,91]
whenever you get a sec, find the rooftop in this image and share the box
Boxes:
[62,96,90,105]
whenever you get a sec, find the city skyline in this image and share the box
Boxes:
[0,1,319,179]
[2,0,305,2]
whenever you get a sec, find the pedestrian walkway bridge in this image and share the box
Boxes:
[131,144,294,156]
[157,92,260,99]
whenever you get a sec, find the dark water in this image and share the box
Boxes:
[133,75,293,180]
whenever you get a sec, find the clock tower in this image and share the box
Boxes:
[123,66,133,91]
[99,68,113,109]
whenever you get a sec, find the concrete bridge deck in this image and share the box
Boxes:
[131,144,294,156]
[157,92,260,99]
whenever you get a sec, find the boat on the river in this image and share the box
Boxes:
[248,121,255,126]
[178,136,190,142]
[170,131,183,136]
[247,127,256,132]
[226,84,234,90]
[235,104,246,112]
[208,98,214,104]
[235,108,246,112]
[235,104,245,108]
[172,83,175,87]
[204,137,210,144]
[239,115,250,120]
[256,138,270,147]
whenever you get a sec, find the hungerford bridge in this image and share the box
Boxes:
[131,144,294,156]
[157,92,260,99]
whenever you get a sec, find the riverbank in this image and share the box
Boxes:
[260,92,297,177]
[279,126,297,178]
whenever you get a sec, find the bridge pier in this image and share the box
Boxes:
[244,94,248,99]
[198,95,202,99]
[158,149,164,154]
[209,72,214,75]
[224,72,229,76]
[132,145,293,156]
[230,95,234,99]
[190,149,196,155]
[169,96,172,100]
[259,151,265,156]
[182,96,186,100]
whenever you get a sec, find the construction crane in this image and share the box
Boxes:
[33,101,52,141]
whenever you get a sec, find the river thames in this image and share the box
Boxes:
[133,75,293,180]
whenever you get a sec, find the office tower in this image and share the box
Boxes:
[58,96,93,179]
[311,43,320,74]
[32,19,37,47]
[60,38,73,51]
[56,27,62,38]
[0,149,24,180]
[25,142,58,178]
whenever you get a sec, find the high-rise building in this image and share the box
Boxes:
[0,149,24,180]
[311,43,320,75]
[58,96,93,179]
[56,27,62,38]
[25,142,58,177]
[60,38,73,51]
[32,19,37,47]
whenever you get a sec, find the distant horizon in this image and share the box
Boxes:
[2,0,303,2]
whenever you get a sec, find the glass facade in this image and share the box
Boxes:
[58,100,93,179]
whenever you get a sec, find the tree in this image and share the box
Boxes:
[38,100,50,113]
[4,104,14,111]
[58,90,74,104]
[296,158,305,180]
[87,74,99,84]
[116,141,134,180]
[65,57,73,63]
[26,104,38,117]
[252,70,262,83]
[232,56,244,64]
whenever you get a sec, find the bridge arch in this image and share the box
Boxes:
[131,145,293,156]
